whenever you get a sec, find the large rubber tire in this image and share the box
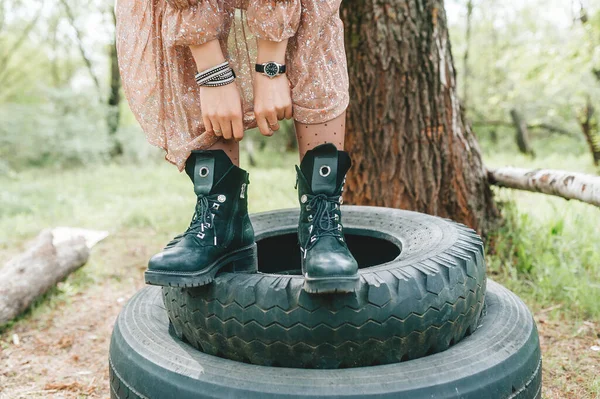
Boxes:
[109,281,541,399]
[163,207,486,368]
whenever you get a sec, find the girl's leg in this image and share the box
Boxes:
[208,138,240,166]
[294,111,346,160]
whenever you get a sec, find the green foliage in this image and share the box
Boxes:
[448,0,600,161]
[0,89,109,171]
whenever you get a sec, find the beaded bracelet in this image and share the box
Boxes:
[195,61,236,87]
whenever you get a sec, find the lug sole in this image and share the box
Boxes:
[144,244,257,288]
[303,275,360,294]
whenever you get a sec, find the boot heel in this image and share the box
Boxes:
[230,245,258,273]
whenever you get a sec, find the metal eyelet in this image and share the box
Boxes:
[309,225,313,233]
[310,235,317,243]
[308,215,313,222]
[197,232,205,239]
[218,195,226,203]
[339,196,343,205]
[300,194,308,204]
[319,165,331,177]
[199,167,210,178]
[306,205,311,211]
[334,214,339,221]
[338,225,343,231]
[212,203,220,210]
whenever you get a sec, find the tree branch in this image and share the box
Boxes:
[0,2,43,79]
[488,167,600,207]
[58,0,102,94]
[472,120,578,137]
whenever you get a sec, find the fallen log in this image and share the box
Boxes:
[488,167,600,207]
[0,228,107,326]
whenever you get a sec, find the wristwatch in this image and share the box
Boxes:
[255,61,286,78]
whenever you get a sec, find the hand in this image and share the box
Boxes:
[253,73,293,136]
[200,83,244,141]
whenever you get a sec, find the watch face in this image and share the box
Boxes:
[264,62,279,77]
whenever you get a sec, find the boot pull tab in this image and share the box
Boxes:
[193,155,215,196]
[311,153,338,195]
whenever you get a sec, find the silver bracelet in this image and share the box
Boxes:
[195,61,236,87]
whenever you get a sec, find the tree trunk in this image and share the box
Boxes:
[579,98,600,166]
[108,7,123,157]
[489,167,600,207]
[340,0,498,235]
[0,230,89,326]
[510,108,535,156]
[462,0,473,109]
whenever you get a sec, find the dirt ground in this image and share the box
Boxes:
[0,235,599,399]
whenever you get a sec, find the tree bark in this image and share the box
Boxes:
[488,167,600,207]
[340,0,498,235]
[0,230,89,326]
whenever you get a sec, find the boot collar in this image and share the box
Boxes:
[299,143,351,195]
[185,150,239,196]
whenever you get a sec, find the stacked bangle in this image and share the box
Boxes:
[195,61,236,87]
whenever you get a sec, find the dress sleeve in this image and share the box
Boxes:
[163,0,228,47]
[246,0,301,42]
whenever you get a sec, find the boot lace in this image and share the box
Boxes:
[302,194,343,257]
[183,194,222,246]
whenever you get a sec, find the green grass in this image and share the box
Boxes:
[482,150,600,321]
[0,150,298,249]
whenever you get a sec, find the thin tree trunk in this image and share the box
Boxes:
[341,0,498,235]
[462,0,473,108]
[489,167,600,207]
[108,7,123,157]
[510,108,535,156]
[579,98,600,166]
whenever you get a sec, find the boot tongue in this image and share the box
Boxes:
[300,143,351,195]
[184,150,233,196]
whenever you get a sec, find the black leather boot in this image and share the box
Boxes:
[145,150,257,287]
[296,143,359,294]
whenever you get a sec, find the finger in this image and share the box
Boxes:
[276,107,286,121]
[266,112,280,131]
[232,114,244,141]
[284,104,293,120]
[203,115,214,135]
[257,115,272,136]
[220,116,233,140]
[211,119,223,137]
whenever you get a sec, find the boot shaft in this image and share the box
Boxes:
[296,144,351,251]
[184,150,252,247]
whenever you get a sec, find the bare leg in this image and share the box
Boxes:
[294,111,346,160]
[208,138,240,166]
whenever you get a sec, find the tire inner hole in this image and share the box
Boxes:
[256,232,401,274]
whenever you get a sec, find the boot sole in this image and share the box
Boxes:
[303,275,360,294]
[144,244,257,288]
